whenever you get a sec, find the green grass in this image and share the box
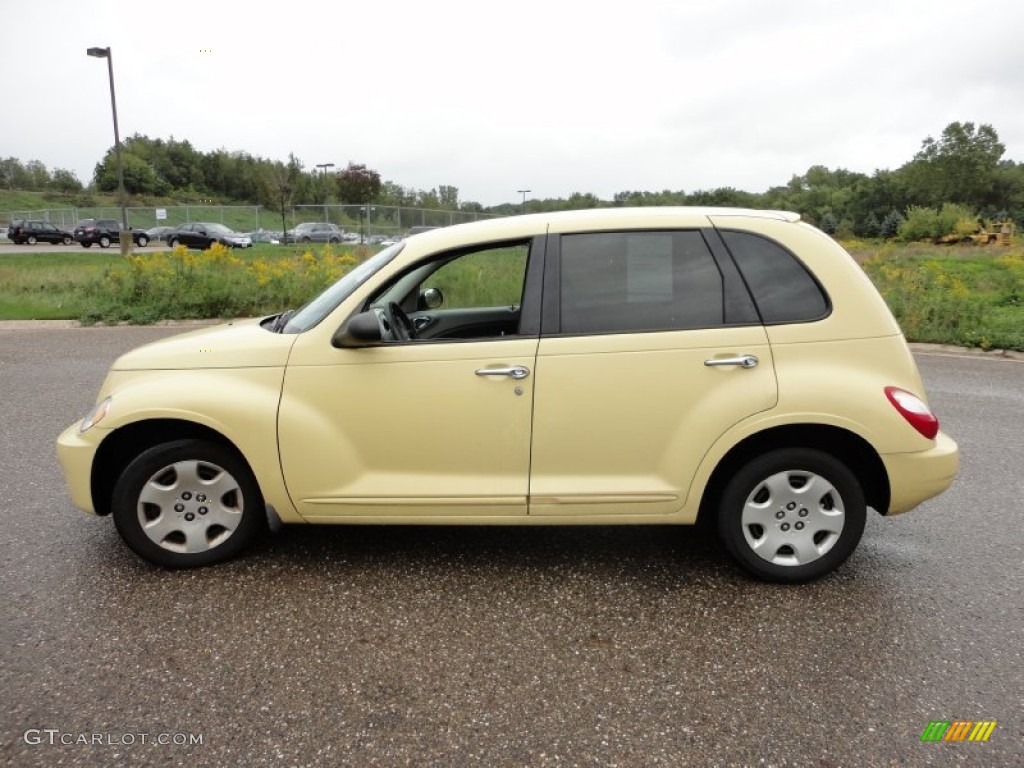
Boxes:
[851,242,1024,351]
[3,240,1022,351]
[0,243,368,322]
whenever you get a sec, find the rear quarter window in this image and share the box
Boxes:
[719,230,829,323]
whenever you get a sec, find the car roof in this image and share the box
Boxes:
[404,207,802,249]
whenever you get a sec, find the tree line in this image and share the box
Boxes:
[493,123,1023,238]
[3,121,1021,235]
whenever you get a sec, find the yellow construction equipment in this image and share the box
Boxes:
[937,221,1016,245]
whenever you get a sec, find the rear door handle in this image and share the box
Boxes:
[475,365,531,380]
[704,355,759,369]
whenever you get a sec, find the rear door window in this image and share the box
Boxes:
[557,231,724,334]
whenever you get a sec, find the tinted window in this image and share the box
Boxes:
[719,231,829,323]
[559,231,723,334]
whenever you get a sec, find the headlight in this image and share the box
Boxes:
[80,396,112,432]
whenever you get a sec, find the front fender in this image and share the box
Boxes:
[96,367,300,522]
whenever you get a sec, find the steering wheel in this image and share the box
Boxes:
[384,302,416,341]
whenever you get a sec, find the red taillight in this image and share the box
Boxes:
[885,386,939,439]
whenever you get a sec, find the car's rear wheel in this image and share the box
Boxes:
[112,439,266,568]
[62,235,72,245]
[329,237,340,244]
[137,235,149,247]
[99,235,111,248]
[717,448,866,583]
[27,235,37,245]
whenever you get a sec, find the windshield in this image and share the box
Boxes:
[206,223,232,235]
[282,242,404,333]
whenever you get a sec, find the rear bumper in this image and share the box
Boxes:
[882,431,959,515]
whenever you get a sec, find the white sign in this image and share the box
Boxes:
[155,208,167,220]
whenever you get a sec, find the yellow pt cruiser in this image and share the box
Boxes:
[57,208,959,582]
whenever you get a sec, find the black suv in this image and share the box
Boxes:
[7,220,74,245]
[73,219,150,248]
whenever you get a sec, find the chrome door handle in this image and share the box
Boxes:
[475,365,531,380]
[704,355,759,369]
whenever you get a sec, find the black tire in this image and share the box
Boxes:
[329,237,340,244]
[717,448,866,583]
[111,439,267,568]
[27,235,37,245]
[168,237,179,248]
[300,236,311,243]
[62,235,73,245]
[99,235,111,248]
[137,235,149,247]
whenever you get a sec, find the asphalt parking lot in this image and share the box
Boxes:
[1,326,1021,767]
[0,240,170,255]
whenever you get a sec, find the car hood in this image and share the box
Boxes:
[111,318,296,371]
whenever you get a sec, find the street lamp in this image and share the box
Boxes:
[315,163,335,222]
[87,46,130,257]
[517,189,531,213]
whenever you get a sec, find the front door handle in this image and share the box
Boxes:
[704,355,759,369]
[475,365,531,380]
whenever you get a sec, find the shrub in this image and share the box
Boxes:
[879,209,904,239]
[80,243,358,324]
[897,203,976,242]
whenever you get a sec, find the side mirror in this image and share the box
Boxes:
[331,310,383,348]
[418,287,444,310]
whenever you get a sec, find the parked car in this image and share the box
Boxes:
[74,219,150,248]
[284,222,346,244]
[145,225,177,243]
[166,222,252,250]
[248,229,282,244]
[7,219,74,245]
[57,208,958,581]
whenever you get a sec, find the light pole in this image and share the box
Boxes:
[315,163,334,222]
[87,46,130,257]
[517,189,530,213]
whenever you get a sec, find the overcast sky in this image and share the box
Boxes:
[4,0,1023,207]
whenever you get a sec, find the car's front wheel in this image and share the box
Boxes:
[112,439,266,568]
[27,235,37,245]
[168,237,179,248]
[717,448,866,583]
[137,235,149,247]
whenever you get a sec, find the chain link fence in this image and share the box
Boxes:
[3,205,497,240]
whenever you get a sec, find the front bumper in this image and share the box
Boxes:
[56,421,107,515]
[882,430,959,515]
